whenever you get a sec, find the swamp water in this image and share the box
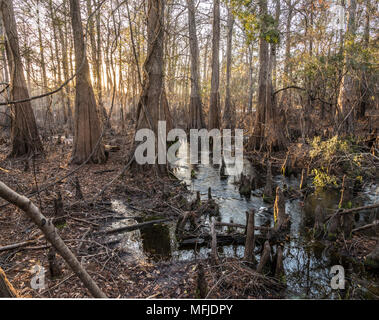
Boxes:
[104,143,379,299]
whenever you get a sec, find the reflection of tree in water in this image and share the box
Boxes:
[284,240,332,298]
[141,224,172,262]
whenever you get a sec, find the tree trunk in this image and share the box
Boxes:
[249,0,268,150]
[36,0,54,133]
[136,0,171,132]
[58,0,73,132]
[337,0,357,135]
[0,0,43,157]
[358,0,371,119]
[187,0,205,130]
[247,46,254,114]
[244,209,256,263]
[69,0,106,164]
[222,6,235,129]
[208,0,220,130]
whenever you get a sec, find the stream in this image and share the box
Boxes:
[105,143,379,299]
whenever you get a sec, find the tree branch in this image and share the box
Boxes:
[0,181,107,298]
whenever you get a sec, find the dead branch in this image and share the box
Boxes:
[0,181,107,298]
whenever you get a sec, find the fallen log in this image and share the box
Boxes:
[215,221,270,231]
[0,181,106,298]
[179,232,267,249]
[97,218,170,235]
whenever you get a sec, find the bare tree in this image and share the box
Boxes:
[135,0,172,175]
[223,5,235,129]
[0,0,43,157]
[69,0,106,164]
[187,0,205,130]
[337,0,357,134]
[208,0,221,130]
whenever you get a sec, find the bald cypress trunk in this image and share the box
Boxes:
[223,6,235,130]
[36,0,54,133]
[58,0,73,132]
[250,0,268,150]
[187,0,205,129]
[337,0,357,134]
[136,0,171,132]
[208,0,220,130]
[69,0,106,164]
[0,0,43,157]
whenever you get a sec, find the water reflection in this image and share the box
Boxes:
[109,142,378,299]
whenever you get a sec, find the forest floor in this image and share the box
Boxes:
[0,127,284,298]
[0,119,378,298]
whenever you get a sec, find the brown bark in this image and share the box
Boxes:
[244,209,256,263]
[135,0,172,171]
[208,0,220,130]
[222,6,235,129]
[57,0,73,131]
[187,0,205,129]
[0,0,43,157]
[249,0,268,150]
[257,240,271,273]
[337,0,357,134]
[69,0,106,164]
[36,0,54,132]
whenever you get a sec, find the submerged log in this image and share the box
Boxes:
[0,267,18,298]
[215,221,270,231]
[244,209,256,263]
